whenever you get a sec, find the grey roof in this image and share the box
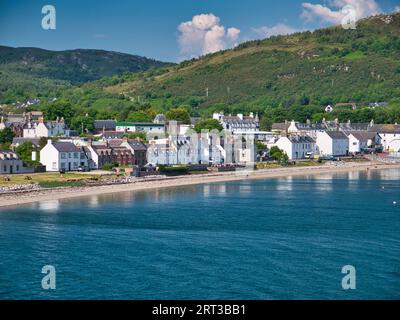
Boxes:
[348,131,378,141]
[127,139,147,151]
[52,142,81,153]
[153,114,166,123]
[325,131,348,140]
[272,123,289,131]
[223,116,259,127]
[12,137,41,146]
[369,124,400,134]
[296,123,326,130]
[340,122,370,131]
[0,151,20,160]
[287,136,315,143]
[94,120,117,130]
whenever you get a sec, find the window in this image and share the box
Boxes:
[61,163,66,169]
[52,162,57,169]
[74,153,78,159]
[16,165,19,172]
[69,153,72,158]
[3,165,6,172]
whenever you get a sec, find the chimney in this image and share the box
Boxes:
[60,117,65,124]
[370,119,374,127]
[39,117,44,124]
[237,114,243,120]
[249,112,254,119]
[47,139,52,145]
[56,116,60,123]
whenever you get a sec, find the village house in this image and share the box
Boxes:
[120,139,148,166]
[369,124,400,153]
[347,132,380,154]
[316,131,349,156]
[86,142,114,170]
[147,137,195,166]
[24,117,70,138]
[0,151,34,174]
[275,135,316,160]
[213,112,260,134]
[153,114,167,125]
[40,140,88,172]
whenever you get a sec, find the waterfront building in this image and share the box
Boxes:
[369,124,400,153]
[316,131,349,156]
[275,135,316,160]
[0,151,34,174]
[40,140,88,172]
[347,132,380,154]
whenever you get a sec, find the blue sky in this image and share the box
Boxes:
[0,0,399,62]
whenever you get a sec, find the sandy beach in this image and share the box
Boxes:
[1,161,399,209]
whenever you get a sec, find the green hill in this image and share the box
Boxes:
[0,46,170,103]
[102,12,400,115]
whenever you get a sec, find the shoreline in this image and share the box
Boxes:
[1,161,400,209]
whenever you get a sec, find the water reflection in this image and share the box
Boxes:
[37,200,60,212]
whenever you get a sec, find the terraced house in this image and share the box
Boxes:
[40,140,88,172]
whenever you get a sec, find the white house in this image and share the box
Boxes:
[316,131,349,156]
[369,124,400,152]
[348,132,380,154]
[275,135,316,160]
[147,133,226,166]
[147,137,196,166]
[24,117,70,138]
[40,140,88,172]
[213,112,260,133]
[115,122,165,138]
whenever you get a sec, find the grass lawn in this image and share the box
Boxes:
[0,172,119,188]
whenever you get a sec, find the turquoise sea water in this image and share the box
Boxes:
[0,169,400,300]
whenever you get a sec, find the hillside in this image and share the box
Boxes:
[102,12,400,114]
[0,46,170,103]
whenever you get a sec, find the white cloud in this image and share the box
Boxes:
[251,23,299,39]
[395,6,400,13]
[301,0,381,24]
[178,13,241,59]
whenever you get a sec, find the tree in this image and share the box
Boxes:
[269,146,289,163]
[70,115,95,134]
[125,132,147,142]
[42,100,76,124]
[16,142,35,163]
[0,128,14,145]
[166,107,191,124]
[126,110,155,122]
[260,116,273,131]
[194,119,223,133]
